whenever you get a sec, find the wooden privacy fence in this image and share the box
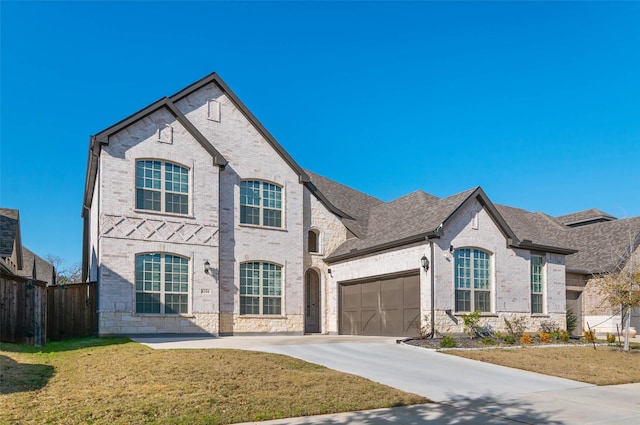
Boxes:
[47,282,97,341]
[0,272,97,346]
[0,273,47,346]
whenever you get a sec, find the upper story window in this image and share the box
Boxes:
[455,248,491,313]
[135,253,189,314]
[240,180,282,228]
[531,255,545,314]
[136,160,189,215]
[239,262,282,315]
[308,229,319,253]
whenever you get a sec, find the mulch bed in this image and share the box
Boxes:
[403,335,596,350]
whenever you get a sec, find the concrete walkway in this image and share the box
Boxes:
[133,335,640,424]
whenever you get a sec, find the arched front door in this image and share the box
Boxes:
[304,269,320,333]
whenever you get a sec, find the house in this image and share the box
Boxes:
[82,72,639,337]
[0,208,55,284]
[560,211,640,334]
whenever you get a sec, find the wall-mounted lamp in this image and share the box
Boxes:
[421,255,430,271]
[327,268,332,276]
[449,245,455,253]
[204,260,211,275]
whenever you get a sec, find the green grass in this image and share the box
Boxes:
[0,337,427,424]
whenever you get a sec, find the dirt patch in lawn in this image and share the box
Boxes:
[0,337,427,425]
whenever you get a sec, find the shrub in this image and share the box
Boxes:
[463,310,482,337]
[520,334,533,345]
[551,331,561,340]
[559,330,570,342]
[504,316,526,338]
[440,335,456,348]
[494,331,503,339]
[539,320,560,334]
[539,332,552,343]
[482,337,496,345]
[584,329,596,343]
[566,308,577,335]
[504,335,517,345]
[606,333,616,344]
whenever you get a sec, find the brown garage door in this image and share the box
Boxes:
[340,273,420,337]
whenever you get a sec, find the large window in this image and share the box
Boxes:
[240,262,282,315]
[455,248,491,312]
[135,253,189,314]
[240,180,282,228]
[531,255,544,314]
[136,160,189,214]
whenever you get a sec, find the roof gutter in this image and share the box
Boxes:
[325,231,438,264]
[514,240,578,256]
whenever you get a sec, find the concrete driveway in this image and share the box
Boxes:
[133,335,640,424]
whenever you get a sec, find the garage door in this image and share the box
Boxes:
[340,273,420,337]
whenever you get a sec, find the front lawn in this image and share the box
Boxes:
[447,344,640,385]
[0,337,427,425]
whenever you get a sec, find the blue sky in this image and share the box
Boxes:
[1,1,639,272]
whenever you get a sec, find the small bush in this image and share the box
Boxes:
[551,331,561,340]
[566,308,577,335]
[520,334,533,345]
[559,330,570,342]
[504,316,526,338]
[463,310,482,337]
[440,335,456,348]
[539,332,552,343]
[539,320,560,334]
[584,329,596,343]
[482,337,496,345]
[494,331,503,339]
[606,333,616,344]
[504,335,517,345]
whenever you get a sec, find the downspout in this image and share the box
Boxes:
[429,238,436,338]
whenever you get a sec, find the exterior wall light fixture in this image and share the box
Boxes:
[421,255,429,271]
[204,260,211,275]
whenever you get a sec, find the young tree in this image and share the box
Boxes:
[597,233,640,351]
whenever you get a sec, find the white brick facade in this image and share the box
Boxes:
[84,73,572,338]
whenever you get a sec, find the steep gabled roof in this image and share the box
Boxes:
[564,216,640,274]
[83,72,311,215]
[495,206,575,253]
[305,170,383,237]
[556,208,617,227]
[18,247,55,285]
[0,208,23,270]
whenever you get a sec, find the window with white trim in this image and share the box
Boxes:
[240,180,283,228]
[136,160,189,214]
[135,253,189,314]
[240,262,282,315]
[531,255,544,314]
[455,248,491,312]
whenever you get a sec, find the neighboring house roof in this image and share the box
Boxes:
[556,208,617,227]
[0,208,23,271]
[564,216,640,274]
[18,247,55,285]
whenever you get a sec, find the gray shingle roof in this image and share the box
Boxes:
[0,208,19,258]
[18,247,55,285]
[305,171,383,237]
[556,208,617,227]
[309,172,580,262]
[564,216,640,273]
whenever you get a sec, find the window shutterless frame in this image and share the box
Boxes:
[135,253,190,315]
[135,160,190,215]
[454,248,492,313]
[530,255,545,314]
[239,261,283,315]
[240,180,283,228]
